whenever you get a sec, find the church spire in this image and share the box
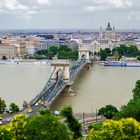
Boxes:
[106,22,112,31]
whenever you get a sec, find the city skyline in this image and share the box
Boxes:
[0,0,140,30]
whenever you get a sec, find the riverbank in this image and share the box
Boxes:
[0,59,51,65]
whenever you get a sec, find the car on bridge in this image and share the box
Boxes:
[28,108,32,113]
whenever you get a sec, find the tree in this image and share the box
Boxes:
[0,125,11,140]
[60,106,82,138]
[48,46,57,59]
[99,49,107,61]
[0,98,6,114]
[2,56,7,60]
[36,49,48,55]
[85,118,140,140]
[8,114,28,140]
[98,105,118,119]
[47,51,54,59]
[26,109,72,140]
[22,100,28,109]
[113,98,140,121]
[38,108,52,116]
[137,56,140,61]
[57,47,78,60]
[112,44,139,58]
[104,48,111,56]
[128,45,139,57]
[9,103,20,113]
[114,50,120,60]
[58,45,71,52]
[132,80,140,99]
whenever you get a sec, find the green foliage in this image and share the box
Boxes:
[34,55,47,60]
[28,55,34,59]
[30,45,77,60]
[57,50,78,60]
[88,123,103,131]
[26,110,72,140]
[9,114,28,140]
[46,51,54,59]
[112,44,139,58]
[1,56,7,60]
[1,109,72,140]
[9,103,20,113]
[113,50,121,60]
[57,46,78,60]
[39,108,52,116]
[137,56,140,60]
[60,106,82,138]
[104,48,111,56]
[99,49,107,61]
[98,105,118,119]
[22,101,28,108]
[36,49,48,55]
[0,98,6,114]
[58,45,71,52]
[47,46,58,58]
[85,118,140,140]
[113,98,140,121]
[0,125,11,140]
[48,46,58,55]
[132,80,140,99]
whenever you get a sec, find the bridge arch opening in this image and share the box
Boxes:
[56,69,63,81]
[81,54,86,60]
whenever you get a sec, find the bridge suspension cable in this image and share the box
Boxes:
[29,66,57,106]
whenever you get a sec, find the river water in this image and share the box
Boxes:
[0,64,140,113]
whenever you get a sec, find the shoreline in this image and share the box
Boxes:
[0,60,51,66]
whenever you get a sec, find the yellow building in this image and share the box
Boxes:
[13,42,26,57]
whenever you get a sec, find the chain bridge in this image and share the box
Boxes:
[2,46,92,122]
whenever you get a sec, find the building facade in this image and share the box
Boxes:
[0,43,17,58]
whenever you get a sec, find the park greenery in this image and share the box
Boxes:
[0,107,82,140]
[0,99,19,114]
[0,98,6,114]
[27,45,78,60]
[0,109,72,140]
[60,106,82,138]
[98,105,118,119]
[86,118,140,140]
[9,103,20,114]
[99,44,140,61]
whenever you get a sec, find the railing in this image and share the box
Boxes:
[47,69,64,102]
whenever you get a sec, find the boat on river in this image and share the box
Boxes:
[104,61,126,66]
[102,61,140,67]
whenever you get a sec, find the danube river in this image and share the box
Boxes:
[0,64,140,113]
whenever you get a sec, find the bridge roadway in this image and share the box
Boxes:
[2,59,89,123]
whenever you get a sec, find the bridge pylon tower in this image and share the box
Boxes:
[51,60,71,83]
[78,45,90,60]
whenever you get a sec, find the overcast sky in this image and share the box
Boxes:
[0,0,140,30]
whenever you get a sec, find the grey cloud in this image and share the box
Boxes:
[0,0,140,29]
